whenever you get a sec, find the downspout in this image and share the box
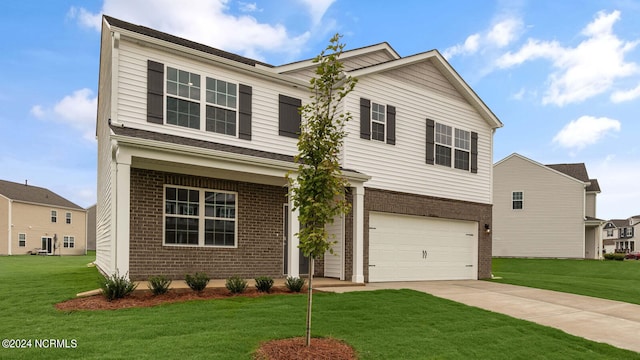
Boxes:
[7,199,12,255]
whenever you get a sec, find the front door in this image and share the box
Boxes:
[41,237,53,254]
[283,204,309,275]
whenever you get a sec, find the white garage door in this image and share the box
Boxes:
[369,212,478,282]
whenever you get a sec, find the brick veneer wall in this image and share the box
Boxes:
[129,168,288,280]
[363,188,492,282]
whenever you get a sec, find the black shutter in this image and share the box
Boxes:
[471,131,478,173]
[426,119,435,165]
[360,98,371,140]
[386,105,396,145]
[238,84,252,140]
[147,60,164,124]
[278,94,302,138]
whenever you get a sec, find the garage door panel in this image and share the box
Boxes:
[369,212,478,282]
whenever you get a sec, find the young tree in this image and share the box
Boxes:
[287,33,357,346]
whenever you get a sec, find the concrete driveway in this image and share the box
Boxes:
[321,280,640,354]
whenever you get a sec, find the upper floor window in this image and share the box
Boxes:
[164,186,237,247]
[66,212,72,224]
[512,191,523,210]
[359,98,396,145]
[18,233,26,247]
[371,102,386,142]
[435,123,452,167]
[51,210,57,223]
[426,119,478,173]
[606,229,614,237]
[147,60,252,140]
[206,77,237,136]
[166,67,201,130]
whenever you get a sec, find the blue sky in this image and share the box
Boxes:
[1,0,639,220]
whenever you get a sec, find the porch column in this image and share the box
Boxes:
[352,184,365,283]
[115,149,131,278]
[288,195,300,278]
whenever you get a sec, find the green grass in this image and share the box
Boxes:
[1,254,638,359]
[492,257,640,305]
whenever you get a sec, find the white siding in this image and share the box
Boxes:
[493,155,586,258]
[343,76,494,204]
[380,60,465,102]
[585,192,596,218]
[115,40,304,157]
[95,23,114,275]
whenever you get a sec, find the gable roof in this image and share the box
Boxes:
[494,153,586,185]
[103,16,272,68]
[0,179,83,210]
[546,163,600,192]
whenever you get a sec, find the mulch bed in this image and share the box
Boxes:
[55,287,357,359]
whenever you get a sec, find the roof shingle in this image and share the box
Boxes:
[0,180,83,209]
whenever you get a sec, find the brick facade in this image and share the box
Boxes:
[363,187,493,281]
[129,168,288,280]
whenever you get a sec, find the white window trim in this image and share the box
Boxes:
[163,185,239,248]
[370,102,386,142]
[512,191,524,210]
[66,212,72,224]
[164,65,239,137]
[51,210,57,223]
[435,122,473,172]
[63,235,75,248]
[18,233,26,247]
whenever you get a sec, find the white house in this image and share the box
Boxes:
[96,16,503,282]
[493,153,603,259]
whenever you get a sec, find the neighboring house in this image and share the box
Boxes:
[0,180,87,255]
[493,154,604,259]
[602,216,640,253]
[96,16,503,282]
[86,204,96,251]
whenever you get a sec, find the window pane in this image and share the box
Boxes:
[454,149,470,170]
[435,144,451,167]
[371,122,385,142]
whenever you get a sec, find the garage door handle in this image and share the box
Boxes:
[466,265,473,267]
[368,264,376,267]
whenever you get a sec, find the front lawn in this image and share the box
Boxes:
[492,257,640,305]
[1,254,638,359]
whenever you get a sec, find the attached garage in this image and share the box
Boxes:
[368,212,478,282]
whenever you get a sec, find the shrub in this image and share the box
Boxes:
[148,275,171,295]
[99,271,137,301]
[284,276,305,292]
[604,253,626,261]
[226,276,248,294]
[254,276,274,293]
[185,272,210,292]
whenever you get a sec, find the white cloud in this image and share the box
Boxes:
[299,0,336,26]
[238,2,259,13]
[443,17,523,59]
[552,115,621,150]
[496,10,639,106]
[611,83,640,103]
[31,88,97,141]
[68,0,337,62]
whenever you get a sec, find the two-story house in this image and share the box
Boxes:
[0,179,87,255]
[493,153,603,259]
[602,215,639,253]
[96,16,503,282]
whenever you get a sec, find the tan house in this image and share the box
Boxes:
[493,153,604,259]
[0,179,87,255]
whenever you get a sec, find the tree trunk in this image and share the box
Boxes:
[305,257,314,346]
